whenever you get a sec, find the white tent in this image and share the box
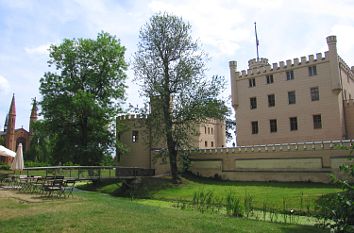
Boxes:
[11,143,24,171]
[0,145,16,158]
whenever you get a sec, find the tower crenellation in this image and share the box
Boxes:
[236,52,328,79]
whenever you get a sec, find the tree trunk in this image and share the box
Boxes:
[166,132,178,182]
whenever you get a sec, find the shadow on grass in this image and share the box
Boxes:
[77,176,177,198]
[182,172,337,189]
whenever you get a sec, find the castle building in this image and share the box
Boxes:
[229,35,354,146]
[116,114,225,174]
[0,95,37,163]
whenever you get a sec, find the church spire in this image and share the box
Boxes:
[29,97,38,133]
[5,93,16,151]
[9,93,16,116]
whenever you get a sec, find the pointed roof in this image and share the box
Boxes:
[30,97,38,119]
[9,94,16,116]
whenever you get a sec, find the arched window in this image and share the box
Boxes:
[16,137,26,151]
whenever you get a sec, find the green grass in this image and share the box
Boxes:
[0,190,329,233]
[81,175,341,213]
[148,176,341,212]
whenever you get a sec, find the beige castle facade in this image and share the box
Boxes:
[116,114,225,174]
[117,35,353,183]
[229,35,354,146]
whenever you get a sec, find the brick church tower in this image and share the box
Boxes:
[5,94,16,152]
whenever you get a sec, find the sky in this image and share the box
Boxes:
[0,0,354,132]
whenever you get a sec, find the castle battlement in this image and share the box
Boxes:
[117,114,148,120]
[344,99,354,105]
[236,52,328,79]
[338,55,354,80]
[189,139,353,154]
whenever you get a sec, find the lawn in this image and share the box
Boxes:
[147,176,341,212]
[83,175,341,213]
[0,189,329,233]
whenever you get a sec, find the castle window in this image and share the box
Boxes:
[251,121,258,134]
[313,114,322,129]
[249,78,256,87]
[205,141,208,147]
[132,130,138,143]
[308,66,317,76]
[269,119,277,133]
[268,94,275,107]
[204,126,207,134]
[288,91,296,104]
[211,128,214,135]
[211,141,214,147]
[289,117,298,131]
[250,97,257,109]
[266,75,274,84]
[310,87,319,101]
[286,70,294,80]
[208,127,210,134]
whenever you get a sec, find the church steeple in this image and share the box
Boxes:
[29,97,38,133]
[5,94,16,151]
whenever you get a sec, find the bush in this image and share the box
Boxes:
[316,157,354,233]
[0,162,10,170]
[24,161,50,167]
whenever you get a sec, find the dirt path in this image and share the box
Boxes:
[0,187,48,203]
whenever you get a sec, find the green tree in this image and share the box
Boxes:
[134,13,228,182]
[27,120,53,163]
[39,32,127,165]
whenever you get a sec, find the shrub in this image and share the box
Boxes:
[315,156,354,233]
[0,162,10,170]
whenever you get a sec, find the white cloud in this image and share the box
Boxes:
[24,43,51,55]
[0,75,11,95]
[331,25,354,52]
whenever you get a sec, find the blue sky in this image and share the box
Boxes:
[0,0,353,131]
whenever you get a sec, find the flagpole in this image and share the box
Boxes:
[254,22,259,61]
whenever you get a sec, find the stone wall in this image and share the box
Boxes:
[188,140,354,183]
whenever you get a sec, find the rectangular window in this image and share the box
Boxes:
[208,127,210,134]
[266,75,274,84]
[205,141,208,147]
[132,130,138,143]
[249,78,256,87]
[313,114,322,129]
[286,70,294,80]
[250,97,257,109]
[211,141,214,147]
[211,128,214,135]
[268,94,275,107]
[308,66,317,76]
[270,119,277,133]
[289,117,298,131]
[310,87,319,101]
[288,91,296,104]
[251,121,258,134]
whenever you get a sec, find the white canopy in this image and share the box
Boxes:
[11,143,24,171]
[0,145,16,158]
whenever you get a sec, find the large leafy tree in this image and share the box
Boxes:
[134,13,228,182]
[39,32,127,165]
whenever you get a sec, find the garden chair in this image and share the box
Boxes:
[63,179,76,198]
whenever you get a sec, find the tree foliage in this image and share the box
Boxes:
[316,148,354,233]
[134,13,228,181]
[39,32,127,165]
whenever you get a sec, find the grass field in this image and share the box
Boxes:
[81,175,341,213]
[0,189,329,233]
